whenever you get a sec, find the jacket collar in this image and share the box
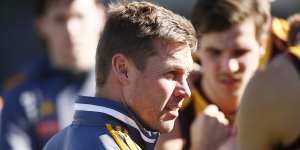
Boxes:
[73,96,159,143]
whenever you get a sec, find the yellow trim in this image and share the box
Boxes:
[116,127,136,150]
[3,73,26,91]
[0,96,3,111]
[107,124,142,150]
[39,101,54,117]
[124,129,129,135]
[181,97,192,109]
[289,46,300,59]
[260,34,273,67]
[116,126,122,132]
[123,129,142,150]
[190,89,209,113]
[105,124,127,150]
[272,17,289,42]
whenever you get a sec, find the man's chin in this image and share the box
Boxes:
[159,120,176,133]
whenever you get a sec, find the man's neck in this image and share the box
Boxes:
[201,78,238,123]
[95,80,124,104]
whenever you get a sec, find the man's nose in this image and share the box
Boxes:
[66,19,80,36]
[175,78,191,98]
[221,58,240,74]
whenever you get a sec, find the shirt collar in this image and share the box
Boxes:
[74,96,159,143]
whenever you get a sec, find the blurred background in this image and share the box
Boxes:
[0,0,299,88]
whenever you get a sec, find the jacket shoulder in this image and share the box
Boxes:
[44,123,132,150]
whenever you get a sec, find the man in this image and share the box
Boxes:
[43,1,197,150]
[0,0,106,149]
[155,0,267,149]
[238,13,300,150]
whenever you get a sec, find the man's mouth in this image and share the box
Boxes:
[219,73,242,85]
[163,96,185,120]
[221,78,241,85]
[164,108,179,120]
[163,103,181,120]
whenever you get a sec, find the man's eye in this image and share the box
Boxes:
[74,14,84,20]
[165,72,176,80]
[208,49,221,57]
[233,49,249,58]
[54,16,66,24]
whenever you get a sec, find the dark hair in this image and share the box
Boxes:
[96,1,197,86]
[191,0,266,42]
[288,13,300,46]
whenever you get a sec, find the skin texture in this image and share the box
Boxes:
[124,40,194,133]
[238,54,300,150]
[189,19,262,150]
[36,0,106,72]
[157,19,263,150]
[190,105,232,150]
[198,19,262,116]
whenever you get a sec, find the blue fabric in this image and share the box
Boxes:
[44,96,159,150]
[0,56,87,150]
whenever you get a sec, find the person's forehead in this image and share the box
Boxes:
[200,20,258,49]
[157,45,193,72]
[152,39,189,54]
[45,0,96,13]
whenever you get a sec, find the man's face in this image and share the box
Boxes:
[125,41,193,133]
[37,0,105,72]
[198,19,262,108]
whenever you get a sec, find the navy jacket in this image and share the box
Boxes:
[0,56,95,150]
[44,96,159,150]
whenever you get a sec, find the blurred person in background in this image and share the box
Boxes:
[0,0,106,149]
[238,12,300,150]
[287,13,300,47]
[256,0,291,67]
[156,0,267,149]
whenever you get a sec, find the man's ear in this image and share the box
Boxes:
[111,54,130,85]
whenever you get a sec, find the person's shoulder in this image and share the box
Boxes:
[44,123,127,150]
[239,53,300,125]
[1,76,43,111]
[2,56,49,91]
[258,53,299,99]
[0,56,61,105]
[238,54,300,149]
[244,54,298,104]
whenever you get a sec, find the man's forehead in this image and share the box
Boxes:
[46,0,95,11]
[200,22,258,50]
[165,48,193,72]
[151,39,193,69]
[46,0,74,8]
[45,0,98,18]
[201,20,255,40]
[154,41,190,54]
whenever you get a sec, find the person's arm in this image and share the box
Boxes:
[155,119,185,150]
[237,74,275,150]
[218,134,237,150]
[237,55,300,150]
[190,105,231,150]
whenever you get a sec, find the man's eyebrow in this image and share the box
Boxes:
[205,47,221,51]
[169,64,193,76]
